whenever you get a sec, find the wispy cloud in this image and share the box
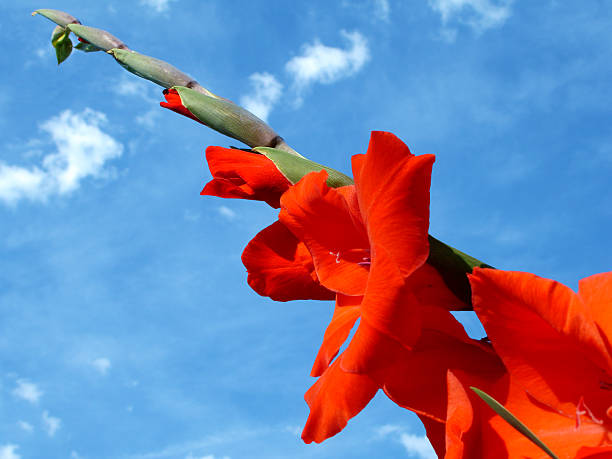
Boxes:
[286,30,370,105]
[0,445,20,459]
[373,0,391,21]
[240,72,283,122]
[91,357,112,375]
[12,379,42,404]
[127,427,268,459]
[185,455,230,459]
[399,433,436,459]
[428,0,512,36]
[0,109,123,206]
[139,0,177,13]
[375,425,435,459]
[16,421,33,433]
[217,205,237,221]
[42,411,61,437]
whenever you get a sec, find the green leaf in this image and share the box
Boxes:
[427,236,492,308]
[51,26,72,65]
[470,387,560,459]
[253,147,354,188]
[75,41,102,53]
[173,86,281,149]
[32,9,80,28]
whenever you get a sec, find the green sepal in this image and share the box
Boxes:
[66,24,124,52]
[173,86,280,149]
[253,147,354,188]
[75,42,103,53]
[470,387,559,459]
[32,9,80,27]
[427,236,492,309]
[51,26,72,65]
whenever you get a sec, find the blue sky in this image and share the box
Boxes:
[1,1,611,458]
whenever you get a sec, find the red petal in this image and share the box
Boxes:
[409,263,470,311]
[160,88,204,124]
[301,357,378,444]
[201,146,291,208]
[280,171,370,295]
[579,272,612,374]
[311,294,362,377]
[445,370,477,459]
[241,221,334,301]
[576,446,612,458]
[354,131,433,278]
[372,309,505,423]
[341,248,423,369]
[471,268,609,418]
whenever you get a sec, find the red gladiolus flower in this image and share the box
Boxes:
[442,269,612,458]
[200,145,330,300]
[201,146,292,208]
[160,88,204,124]
[251,131,474,442]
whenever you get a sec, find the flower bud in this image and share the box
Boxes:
[32,9,80,27]
[66,24,127,52]
[171,86,281,148]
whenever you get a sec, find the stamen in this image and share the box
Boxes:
[576,396,603,429]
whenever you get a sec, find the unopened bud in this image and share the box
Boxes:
[109,48,213,95]
[173,86,282,148]
[66,24,127,52]
[32,9,80,27]
[253,147,353,186]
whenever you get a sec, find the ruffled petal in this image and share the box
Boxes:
[369,308,505,424]
[311,294,362,377]
[409,263,470,311]
[280,171,370,295]
[301,357,378,444]
[354,132,433,278]
[241,221,334,301]
[579,271,612,374]
[575,446,612,459]
[201,146,291,208]
[471,268,609,418]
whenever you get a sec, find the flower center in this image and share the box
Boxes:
[328,248,371,266]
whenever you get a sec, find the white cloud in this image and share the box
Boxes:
[375,426,435,459]
[375,424,403,437]
[283,425,301,436]
[341,0,390,22]
[42,411,61,437]
[428,0,512,33]
[373,0,391,21]
[16,421,33,433]
[114,75,151,98]
[12,379,42,404]
[285,30,370,105]
[136,110,161,129]
[91,357,112,375]
[0,445,20,459]
[185,455,230,459]
[0,109,123,206]
[140,0,177,13]
[399,433,436,459]
[217,206,237,221]
[240,72,283,122]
